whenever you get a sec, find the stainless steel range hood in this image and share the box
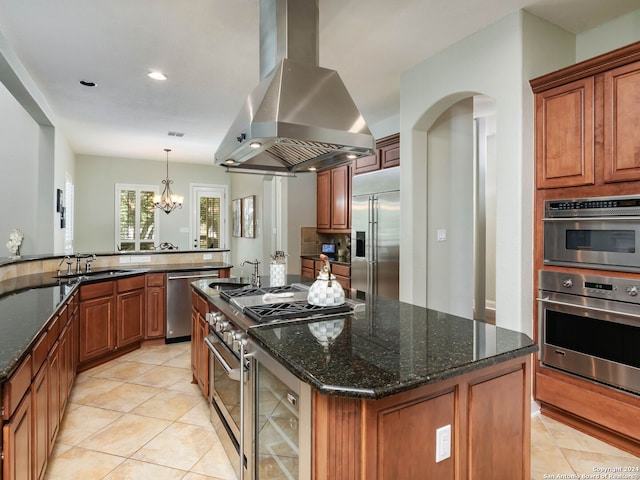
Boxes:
[214,0,375,175]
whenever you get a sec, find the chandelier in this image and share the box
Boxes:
[153,148,184,214]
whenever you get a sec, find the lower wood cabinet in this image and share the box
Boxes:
[190,291,209,398]
[32,364,48,480]
[78,276,144,369]
[314,355,531,480]
[3,389,32,480]
[145,273,166,339]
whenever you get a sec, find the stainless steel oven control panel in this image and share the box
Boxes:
[539,270,640,304]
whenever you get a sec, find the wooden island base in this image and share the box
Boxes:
[313,355,532,480]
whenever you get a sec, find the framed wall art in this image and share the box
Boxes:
[242,195,255,238]
[232,198,242,237]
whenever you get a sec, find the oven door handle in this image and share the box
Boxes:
[537,296,640,320]
[542,216,640,222]
[204,336,239,378]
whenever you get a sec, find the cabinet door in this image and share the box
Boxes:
[32,365,48,480]
[116,288,144,348]
[380,142,400,168]
[354,153,379,174]
[145,286,166,338]
[58,324,70,414]
[79,296,115,363]
[47,341,60,453]
[197,314,209,398]
[3,390,32,480]
[191,306,198,376]
[604,61,640,183]
[330,165,350,230]
[535,77,595,188]
[316,170,331,230]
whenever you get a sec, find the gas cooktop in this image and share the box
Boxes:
[243,301,352,323]
[219,284,301,301]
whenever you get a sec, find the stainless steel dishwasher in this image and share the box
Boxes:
[166,270,220,341]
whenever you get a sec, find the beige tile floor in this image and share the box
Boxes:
[46,343,639,479]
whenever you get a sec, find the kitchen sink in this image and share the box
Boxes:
[208,281,250,291]
[54,269,131,279]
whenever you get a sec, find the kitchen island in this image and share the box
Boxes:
[193,277,537,480]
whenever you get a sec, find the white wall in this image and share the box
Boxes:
[75,154,231,253]
[399,11,575,335]
[0,79,40,255]
[426,98,474,317]
[576,9,640,61]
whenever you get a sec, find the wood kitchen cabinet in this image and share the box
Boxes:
[531,40,640,455]
[534,77,595,189]
[145,273,166,340]
[78,276,144,369]
[531,41,640,189]
[314,355,530,479]
[603,60,640,183]
[353,133,400,175]
[190,291,209,398]
[317,164,351,233]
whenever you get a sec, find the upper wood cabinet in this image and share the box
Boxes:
[316,164,351,233]
[353,133,400,175]
[604,61,640,183]
[531,41,640,189]
[535,77,595,189]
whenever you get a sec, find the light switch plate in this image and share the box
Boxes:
[437,229,447,242]
[435,424,451,463]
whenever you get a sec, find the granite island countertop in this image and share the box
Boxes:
[193,276,538,400]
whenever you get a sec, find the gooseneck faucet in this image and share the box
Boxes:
[57,256,73,276]
[241,259,261,288]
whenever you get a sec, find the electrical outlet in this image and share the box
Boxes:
[437,229,447,242]
[203,253,213,260]
[119,256,131,264]
[435,424,451,463]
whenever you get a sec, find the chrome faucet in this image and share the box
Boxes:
[75,254,97,274]
[241,259,261,288]
[57,256,73,276]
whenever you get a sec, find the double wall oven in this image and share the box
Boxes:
[540,195,640,396]
[204,284,353,480]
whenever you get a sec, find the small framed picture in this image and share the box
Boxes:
[232,198,242,237]
[56,188,64,213]
[242,195,255,238]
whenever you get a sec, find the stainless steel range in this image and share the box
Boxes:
[204,283,356,479]
[538,270,640,395]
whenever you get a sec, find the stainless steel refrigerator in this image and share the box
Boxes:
[351,167,400,299]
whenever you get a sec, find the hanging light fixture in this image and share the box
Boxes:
[153,148,184,214]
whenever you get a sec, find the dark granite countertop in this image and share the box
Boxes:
[0,263,232,382]
[0,283,75,381]
[193,276,538,400]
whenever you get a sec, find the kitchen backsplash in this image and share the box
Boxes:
[300,227,350,260]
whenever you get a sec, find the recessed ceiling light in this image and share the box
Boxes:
[148,71,167,81]
[308,166,317,171]
[346,153,357,159]
[79,80,96,87]
[225,159,236,165]
[249,141,262,149]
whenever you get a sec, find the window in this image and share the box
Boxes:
[191,184,228,249]
[115,184,159,251]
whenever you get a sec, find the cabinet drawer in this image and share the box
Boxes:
[117,275,145,293]
[301,258,315,269]
[146,273,166,287]
[3,354,31,420]
[332,264,350,278]
[301,267,315,279]
[32,332,49,378]
[81,280,114,300]
[192,291,208,317]
[47,314,60,351]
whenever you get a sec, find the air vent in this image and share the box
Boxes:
[168,131,184,137]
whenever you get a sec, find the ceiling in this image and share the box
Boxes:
[0,0,637,165]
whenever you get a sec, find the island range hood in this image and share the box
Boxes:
[214,0,375,175]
